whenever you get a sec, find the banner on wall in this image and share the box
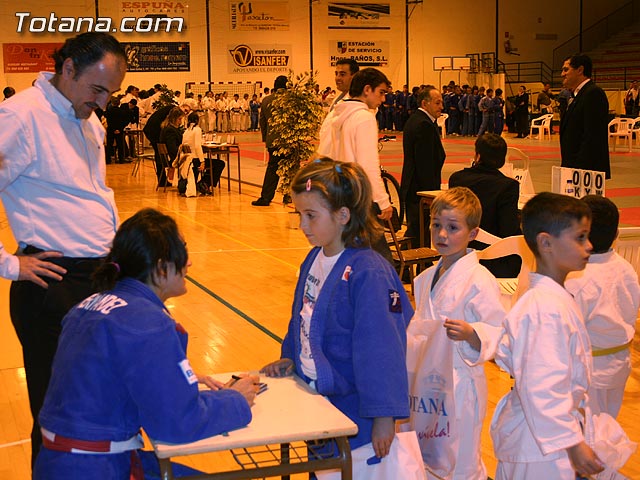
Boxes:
[329,40,389,67]
[122,42,190,72]
[117,1,190,31]
[229,1,290,31]
[328,3,390,30]
[3,43,59,73]
[228,44,290,74]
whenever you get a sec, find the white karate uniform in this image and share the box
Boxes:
[229,99,243,132]
[240,98,250,130]
[216,98,228,132]
[201,96,215,132]
[412,250,504,480]
[491,273,592,479]
[565,250,640,418]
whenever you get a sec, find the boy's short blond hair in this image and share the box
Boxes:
[430,187,482,229]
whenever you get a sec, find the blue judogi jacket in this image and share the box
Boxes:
[37,278,251,478]
[281,247,413,449]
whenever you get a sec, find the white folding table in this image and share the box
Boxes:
[151,374,358,480]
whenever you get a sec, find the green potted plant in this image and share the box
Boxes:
[269,70,325,200]
[152,84,178,110]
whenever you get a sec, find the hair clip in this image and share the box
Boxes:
[335,163,342,173]
[306,178,312,191]
[111,262,121,273]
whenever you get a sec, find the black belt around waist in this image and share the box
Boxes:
[23,245,105,272]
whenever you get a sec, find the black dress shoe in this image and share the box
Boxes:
[251,198,270,206]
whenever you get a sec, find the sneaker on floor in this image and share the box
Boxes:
[251,198,271,206]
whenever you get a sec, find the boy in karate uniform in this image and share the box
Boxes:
[407,187,504,479]
[491,192,604,479]
[566,195,639,418]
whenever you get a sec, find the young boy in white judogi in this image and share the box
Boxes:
[491,192,604,479]
[565,195,640,419]
[407,187,504,479]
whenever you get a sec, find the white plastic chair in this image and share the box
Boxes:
[437,113,448,139]
[608,118,633,152]
[505,147,535,200]
[615,227,640,278]
[631,117,640,149]
[476,228,502,245]
[529,113,553,140]
[506,147,530,171]
[476,235,536,310]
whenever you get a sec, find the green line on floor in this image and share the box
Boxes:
[186,275,283,344]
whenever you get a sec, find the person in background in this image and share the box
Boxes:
[317,68,395,262]
[262,159,412,478]
[514,85,529,138]
[477,88,495,136]
[180,111,206,195]
[144,104,191,187]
[401,86,445,248]
[560,53,610,178]
[0,32,127,465]
[330,58,359,110]
[158,107,186,182]
[201,91,215,133]
[252,75,289,206]
[565,195,640,418]
[493,88,506,136]
[34,208,258,478]
[624,80,638,117]
[394,84,410,131]
[249,93,260,131]
[3,86,16,100]
[449,134,521,277]
[536,83,554,114]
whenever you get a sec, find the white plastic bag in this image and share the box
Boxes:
[583,407,637,479]
[315,431,427,480]
[406,315,458,479]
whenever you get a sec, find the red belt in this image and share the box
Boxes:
[41,429,144,480]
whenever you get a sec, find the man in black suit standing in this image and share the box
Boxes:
[401,86,445,247]
[560,53,611,179]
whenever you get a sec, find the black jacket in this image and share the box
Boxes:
[560,80,611,179]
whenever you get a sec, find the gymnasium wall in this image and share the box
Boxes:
[0,0,629,95]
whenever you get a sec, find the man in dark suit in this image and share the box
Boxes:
[252,75,288,206]
[449,133,521,277]
[560,53,611,179]
[401,86,445,247]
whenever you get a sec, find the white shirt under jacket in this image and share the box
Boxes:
[0,72,118,280]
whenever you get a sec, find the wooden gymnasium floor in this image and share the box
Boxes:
[0,131,639,479]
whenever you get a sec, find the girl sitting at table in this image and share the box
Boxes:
[176,112,206,196]
[181,112,226,196]
[34,208,258,479]
[261,158,413,476]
